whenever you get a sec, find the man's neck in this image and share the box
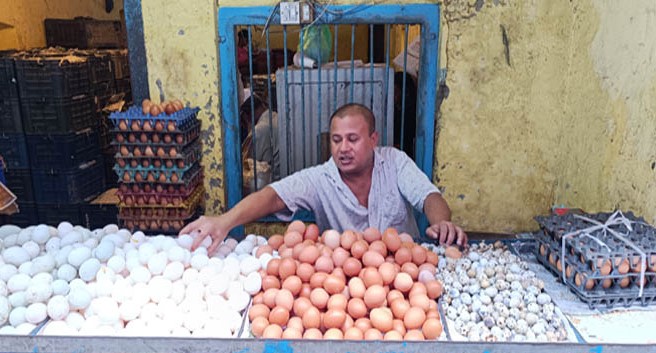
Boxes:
[339,164,374,208]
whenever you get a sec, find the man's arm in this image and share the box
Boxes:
[423,192,468,247]
[180,186,286,254]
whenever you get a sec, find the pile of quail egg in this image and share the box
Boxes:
[422,241,568,342]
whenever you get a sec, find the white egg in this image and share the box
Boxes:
[111,280,133,304]
[227,290,249,312]
[18,261,33,275]
[68,287,92,310]
[130,265,152,284]
[159,237,177,251]
[224,238,238,250]
[69,278,86,290]
[25,282,52,304]
[259,253,273,269]
[244,234,258,244]
[147,252,168,275]
[234,240,254,255]
[137,243,156,265]
[95,267,116,283]
[56,264,77,282]
[183,310,207,332]
[243,271,262,295]
[82,238,98,249]
[90,228,105,239]
[60,231,83,247]
[45,237,61,254]
[207,257,224,271]
[54,245,73,267]
[182,268,199,285]
[47,295,70,321]
[139,302,159,322]
[0,280,6,297]
[0,225,21,238]
[95,278,114,298]
[25,302,47,324]
[119,300,141,321]
[170,280,185,305]
[225,309,243,333]
[203,319,233,337]
[15,322,37,335]
[8,306,26,327]
[131,231,146,244]
[148,276,172,303]
[0,264,18,282]
[107,256,126,276]
[30,272,53,285]
[67,247,92,268]
[149,235,167,250]
[0,325,17,335]
[167,246,186,263]
[198,266,217,285]
[16,228,33,246]
[163,261,184,281]
[132,283,150,306]
[57,222,74,237]
[103,224,119,234]
[31,225,51,244]
[206,295,229,319]
[8,291,27,307]
[3,234,18,248]
[31,254,56,275]
[51,279,70,296]
[215,245,232,258]
[65,311,85,331]
[93,241,115,262]
[93,297,120,325]
[7,273,31,292]
[3,246,31,266]
[79,258,101,282]
[41,320,77,336]
[256,235,268,246]
[239,255,260,275]
[162,307,184,329]
[176,234,194,250]
[0,296,9,325]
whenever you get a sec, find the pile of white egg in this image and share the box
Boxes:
[0,223,266,337]
[423,241,568,342]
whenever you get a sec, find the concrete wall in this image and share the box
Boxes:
[0,0,124,50]
[138,0,656,233]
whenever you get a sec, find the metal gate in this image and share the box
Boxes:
[218,4,441,233]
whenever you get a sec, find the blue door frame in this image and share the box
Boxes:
[218,4,441,236]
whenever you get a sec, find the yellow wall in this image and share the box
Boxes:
[0,0,124,50]
[140,0,656,232]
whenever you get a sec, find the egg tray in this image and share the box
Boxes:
[117,167,203,198]
[112,118,201,147]
[114,143,201,171]
[115,162,200,184]
[118,183,203,210]
[120,208,201,235]
[109,106,200,130]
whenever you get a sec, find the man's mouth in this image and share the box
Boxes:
[338,155,353,165]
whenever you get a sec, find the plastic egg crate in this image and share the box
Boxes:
[118,184,203,211]
[535,231,656,309]
[112,119,201,148]
[117,168,202,199]
[120,209,200,234]
[115,163,200,184]
[115,142,201,170]
[109,106,200,131]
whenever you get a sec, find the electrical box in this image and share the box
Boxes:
[279,1,313,25]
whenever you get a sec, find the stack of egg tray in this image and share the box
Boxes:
[534,211,656,309]
[109,106,203,234]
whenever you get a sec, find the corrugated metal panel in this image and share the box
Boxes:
[276,64,394,177]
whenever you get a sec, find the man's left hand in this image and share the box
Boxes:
[426,220,467,247]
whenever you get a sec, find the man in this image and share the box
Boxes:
[182,103,467,253]
[239,94,280,181]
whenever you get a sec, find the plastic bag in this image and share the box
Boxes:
[298,25,332,64]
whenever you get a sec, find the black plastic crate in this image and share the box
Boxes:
[0,97,23,133]
[0,55,18,99]
[45,18,126,49]
[109,51,129,79]
[0,133,29,169]
[80,203,118,229]
[0,202,39,227]
[26,130,101,169]
[36,203,82,226]
[102,152,118,188]
[89,54,114,83]
[21,95,96,133]
[14,55,90,99]
[32,160,105,203]
[3,169,35,202]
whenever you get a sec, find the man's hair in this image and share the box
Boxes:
[330,103,376,134]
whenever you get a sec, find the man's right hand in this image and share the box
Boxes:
[179,215,229,255]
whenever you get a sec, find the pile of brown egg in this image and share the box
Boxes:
[248,221,445,340]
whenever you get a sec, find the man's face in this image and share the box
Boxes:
[330,113,378,176]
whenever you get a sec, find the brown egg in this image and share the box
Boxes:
[384,330,404,340]
[262,275,280,290]
[342,258,363,278]
[574,273,595,290]
[409,293,430,312]
[172,99,184,111]
[363,227,382,243]
[301,284,312,298]
[327,294,348,311]
[268,235,284,250]
[369,241,388,257]
[444,246,462,259]
[274,289,294,311]
[278,258,298,280]
[319,245,333,258]
[363,285,386,309]
[323,309,347,329]
[341,314,354,331]
[282,327,303,339]
[418,263,436,276]
[292,243,306,260]
[370,307,394,333]
[378,262,397,285]
[293,297,313,317]
[409,282,427,297]
[345,298,366,319]
[284,231,303,248]
[390,298,410,320]
[256,245,273,258]
[340,230,357,250]
[310,272,328,289]
[393,273,413,293]
[382,228,401,252]
[268,306,290,326]
[343,327,364,340]
[310,288,329,309]
[362,267,384,288]
[149,105,161,117]
[425,280,444,299]
[287,316,304,332]
[354,318,372,332]
[118,120,128,131]
[348,277,366,299]
[315,256,335,273]
[266,258,281,276]
[323,328,344,340]
[387,289,404,304]
[404,329,425,341]
[302,307,321,329]
[167,121,176,131]
[422,318,442,339]
[282,276,302,296]
[249,303,271,321]
[299,245,320,264]
[392,319,407,336]
[399,232,414,243]
[279,247,293,258]
[401,262,419,280]
[262,324,283,338]
[394,247,412,265]
[303,328,323,339]
[426,309,439,319]
[262,288,279,308]
[301,223,319,241]
[616,258,630,274]
[350,240,369,259]
[364,328,383,340]
[425,251,439,266]
[331,247,350,267]
[323,275,346,295]
[250,316,269,337]
[296,263,315,282]
[403,307,426,330]
[411,245,428,265]
[362,251,385,268]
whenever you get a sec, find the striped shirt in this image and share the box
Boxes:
[269,146,440,236]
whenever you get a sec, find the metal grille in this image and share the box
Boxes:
[219,4,441,231]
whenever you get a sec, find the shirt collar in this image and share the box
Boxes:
[323,147,385,182]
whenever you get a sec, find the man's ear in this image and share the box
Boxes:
[370,131,379,146]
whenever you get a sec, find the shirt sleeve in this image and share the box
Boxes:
[393,149,441,212]
[268,166,320,221]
